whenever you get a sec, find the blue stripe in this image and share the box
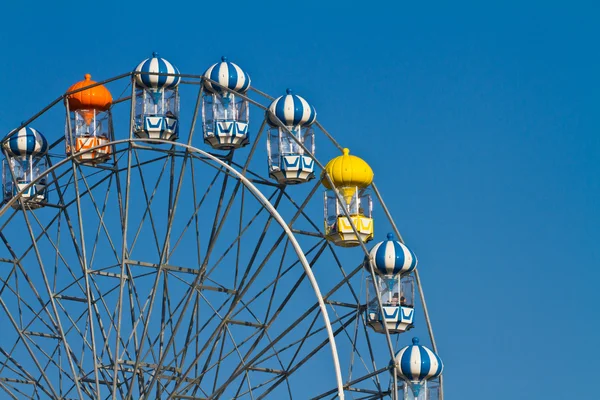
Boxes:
[434,353,443,376]
[157,58,168,89]
[203,65,214,91]
[26,131,35,154]
[400,348,414,380]
[392,241,404,275]
[374,243,387,275]
[417,346,430,381]
[9,135,20,156]
[292,95,303,125]
[275,96,287,125]
[171,65,181,88]
[140,59,152,88]
[40,132,48,154]
[240,71,250,92]
[307,104,316,124]
[409,247,418,270]
[227,62,238,90]
[210,64,221,92]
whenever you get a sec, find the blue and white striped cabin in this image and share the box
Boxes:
[2,126,49,209]
[202,57,251,150]
[133,52,181,141]
[365,234,418,334]
[266,89,316,185]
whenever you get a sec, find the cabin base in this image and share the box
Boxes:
[67,136,112,165]
[269,155,315,184]
[4,182,47,209]
[134,115,178,141]
[204,121,249,150]
[366,306,415,334]
[325,216,374,247]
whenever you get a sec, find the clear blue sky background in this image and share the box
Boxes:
[1,1,598,399]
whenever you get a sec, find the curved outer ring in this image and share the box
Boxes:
[0,138,346,400]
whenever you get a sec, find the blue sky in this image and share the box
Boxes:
[1,1,599,398]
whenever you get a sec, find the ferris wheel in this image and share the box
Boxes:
[0,53,444,400]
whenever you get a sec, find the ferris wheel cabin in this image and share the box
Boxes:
[2,126,49,209]
[322,148,374,247]
[65,74,113,165]
[365,234,418,334]
[133,53,181,141]
[202,57,251,150]
[266,89,317,185]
